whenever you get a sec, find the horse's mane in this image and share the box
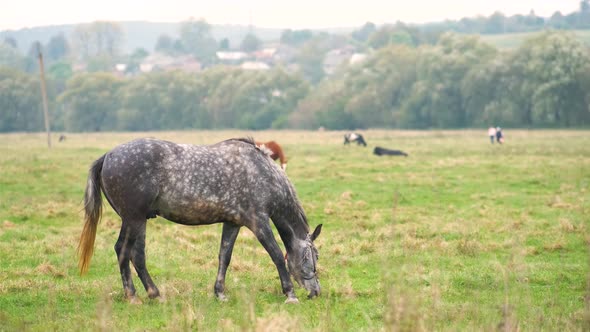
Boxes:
[224,137,256,146]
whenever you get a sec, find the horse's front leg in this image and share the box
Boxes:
[214,222,241,301]
[252,222,298,304]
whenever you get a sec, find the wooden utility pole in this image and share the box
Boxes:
[37,43,52,148]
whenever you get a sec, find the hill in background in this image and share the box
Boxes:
[0,21,356,54]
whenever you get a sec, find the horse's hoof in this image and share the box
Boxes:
[128,296,143,305]
[147,287,160,299]
[216,293,228,302]
[284,297,299,304]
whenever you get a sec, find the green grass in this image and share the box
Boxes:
[0,130,588,331]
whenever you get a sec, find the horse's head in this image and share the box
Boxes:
[287,224,322,298]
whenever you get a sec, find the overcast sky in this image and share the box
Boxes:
[0,0,581,31]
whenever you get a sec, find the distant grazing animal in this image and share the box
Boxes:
[78,137,322,304]
[256,141,287,171]
[343,132,367,147]
[373,146,408,157]
[59,135,66,142]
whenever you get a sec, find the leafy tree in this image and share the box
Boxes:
[23,41,44,73]
[368,25,415,48]
[0,44,25,70]
[58,73,123,131]
[367,26,394,48]
[0,68,43,132]
[548,11,569,29]
[292,44,419,129]
[461,55,521,126]
[294,39,327,84]
[240,33,262,52]
[155,34,173,50]
[179,18,218,64]
[118,71,208,130]
[122,48,149,74]
[483,12,506,34]
[200,67,247,128]
[232,69,309,129]
[219,38,230,51]
[48,62,73,81]
[400,33,497,128]
[579,0,590,28]
[86,55,114,72]
[47,61,74,100]
[351,22,377,43]
[3,37,17,49]
[153,36,186,55]
[390,30,415,46]
[71,21,123,59]
[45,33,69,61]
[290,80,350,129]
[280,29,313,46]
[513,31,590,126]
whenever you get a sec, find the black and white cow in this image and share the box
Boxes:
[343,133,367,147]
[373,146,408,157]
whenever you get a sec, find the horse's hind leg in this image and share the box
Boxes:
[114,221,141,304]
[130,220,160,299]
[115,218,159,303]
[214,222,241,301]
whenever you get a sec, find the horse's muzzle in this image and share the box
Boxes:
[306,283,321,299]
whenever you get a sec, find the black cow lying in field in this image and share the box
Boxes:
[373,146,408,157]
[343,132,367,147]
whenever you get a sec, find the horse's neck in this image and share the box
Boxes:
[272,203,309,252]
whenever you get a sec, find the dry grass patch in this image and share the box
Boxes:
[255,313,301,332]
[35,262,66,278]
[384,287,426,332]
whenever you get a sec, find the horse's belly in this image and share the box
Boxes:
[155,198,240,226]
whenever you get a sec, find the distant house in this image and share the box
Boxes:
[272,45,297,64]
[115,64,127,72]
[72,62,87,72]
[240,61,270,70]
[139,53,201,73]
[323,46,358,75]
[349,53,368,65]
[113,63,128,77]
[139,63,154,73]
[254,48,278,64]
[216,51,249,63]
[167,55,201,72]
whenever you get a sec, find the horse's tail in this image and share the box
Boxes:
[78,154,106,275]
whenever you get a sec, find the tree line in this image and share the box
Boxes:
[2,0,590,132]
[1,29,588,132]
[292,31,590,129]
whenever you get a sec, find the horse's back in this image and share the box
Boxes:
[100,138,290,225]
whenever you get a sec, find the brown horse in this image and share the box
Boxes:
[256,141,287,171]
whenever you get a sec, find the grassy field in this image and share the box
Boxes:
[0,130,589,331]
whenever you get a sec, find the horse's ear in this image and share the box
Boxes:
[310,224,322,242]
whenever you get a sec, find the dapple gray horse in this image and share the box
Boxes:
[78,137,322,304]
